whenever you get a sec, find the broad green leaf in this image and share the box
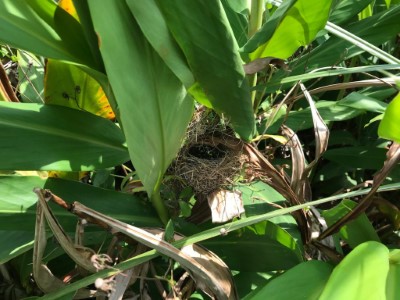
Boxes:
[322,199,380,248]
[203,220,303,272]
[0,0,96,68]
[221,0,249,47]
[330,0,374,25]
[0,175,45,264]
[378,92,400,143]
[243,261,333,300]
[88,2,193,208]
[203,181,303,272]
[126,0,194,88]
[234,272,271,298]
[0,102,128,171]
[241,0,296,53]
[250,0,333,59]
[44,59,115,119]
[239,181,301,242]
[320,241,389,300]
[290,5,400,75]
[264,101,362,133]
[338,92,387,113]
[323,146,387,169]
[17,50,45,103]
[0,176,161,263]
[157,0,255,140]
[387,250,400,299]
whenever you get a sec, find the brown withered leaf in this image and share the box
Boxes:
[208,189,245,223]
[281,125,309,203]
[43,190,238,300]
[243,57,288,75]
[300,83,329,172]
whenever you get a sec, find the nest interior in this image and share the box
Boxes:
[169,110,245,199]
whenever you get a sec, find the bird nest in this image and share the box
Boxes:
[169,110,245,197]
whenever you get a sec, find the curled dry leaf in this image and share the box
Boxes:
[207,189,245,223]
[146,228,237,299]
[41,190,238,299]
[281,125,308,203]
[33,188,106,299]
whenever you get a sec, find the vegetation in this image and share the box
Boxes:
[0,0,400,299]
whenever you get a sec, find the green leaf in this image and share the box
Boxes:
[0,102,128,171]
[0,176,161,263]
[322,199,380,248]
[0,0,96,67]
[241,0,295,53]
[320,241,389,300]
[289,5,400,75]
[88,1,193,221]
[203,181,303,272]
[243,261,333,300]
[126,0,194,88]
[338,92,387,113]
[378,92,400,143]
[44,59,115,119]
[329,0,374,25]
[323,146,387,169]
[203,220,303,272]
[17,50,45,103]
[264,101,362,133]
[220,0,249,47]
[156,0,255,140]
[250,0,333,59]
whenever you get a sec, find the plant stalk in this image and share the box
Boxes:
[248,0,264,112]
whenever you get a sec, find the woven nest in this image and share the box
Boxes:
[169,110,245,197]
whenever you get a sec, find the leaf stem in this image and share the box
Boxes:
[151,185,169,225]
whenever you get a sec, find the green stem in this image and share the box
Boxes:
[151,184,169,225]
[248,0,265,111]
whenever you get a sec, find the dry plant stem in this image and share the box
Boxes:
[45,191,236,300]
[34,189,99,274]
[291,78,398,102]
[0,62,19,102]
[318,142,400,241]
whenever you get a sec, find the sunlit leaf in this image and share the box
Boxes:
[378,92,400,143]
[250,0,333,59]
[44,59,115,119]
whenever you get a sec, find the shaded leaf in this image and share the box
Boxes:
[157,0,255,140]
[126,0,194,88]
[0,102,128,171]
[322,199,380,248]
[323,146,387,169]
[88,1,194,211]
[329,0,374,25]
